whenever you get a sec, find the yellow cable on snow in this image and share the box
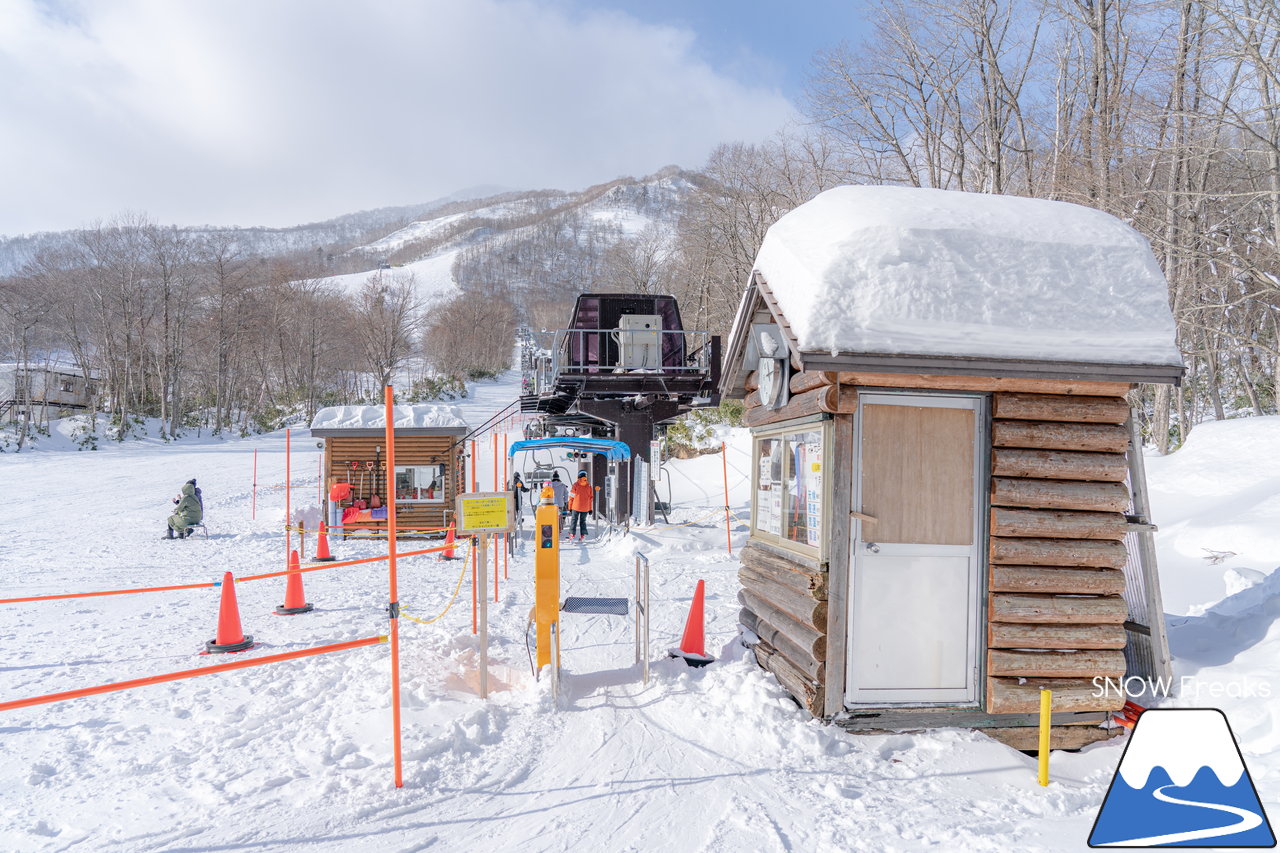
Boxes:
[400,542,473,626]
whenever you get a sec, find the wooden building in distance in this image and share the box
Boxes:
[1,362,98,419]
[721,186,1183,749]
[310,404,469,537]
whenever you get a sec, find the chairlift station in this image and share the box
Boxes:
[519,294,721,524]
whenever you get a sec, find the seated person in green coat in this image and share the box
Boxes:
[166,479,204,539]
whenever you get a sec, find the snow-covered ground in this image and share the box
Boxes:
[2,375,1277,851]
[314,251,462,308]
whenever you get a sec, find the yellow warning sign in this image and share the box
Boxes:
[455,492,513,533]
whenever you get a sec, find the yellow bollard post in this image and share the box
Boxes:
[533,486,561,671]
[1038,688,1052,786]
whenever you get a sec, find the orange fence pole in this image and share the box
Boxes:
[383,385,403,790]
[492,433,498,491]
[0,636,387,713]
[285,428,292,570]
[503,434,508,580]
[252,448,257,521]
[471,440,478,492]
[722,441,733,558]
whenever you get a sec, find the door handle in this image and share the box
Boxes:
[850,511,877,523]
[866,542,880,553]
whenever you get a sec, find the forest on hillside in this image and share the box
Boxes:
[2,0,1278,451]
[581,0,1280,453]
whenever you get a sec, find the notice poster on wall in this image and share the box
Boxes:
[755,437,784,536]
[805,441,823,545]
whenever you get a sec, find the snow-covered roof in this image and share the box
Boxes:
[751,186,1183,368]
[310,404,468,432]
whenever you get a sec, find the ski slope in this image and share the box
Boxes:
[1,375,1278,851]
[313,251,462,307]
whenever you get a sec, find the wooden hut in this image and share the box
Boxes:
[310,404,468,537]
[720,186,1183,749]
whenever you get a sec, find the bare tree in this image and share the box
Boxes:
[355,272,421,388]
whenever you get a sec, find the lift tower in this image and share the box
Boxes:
[519,294,721,524]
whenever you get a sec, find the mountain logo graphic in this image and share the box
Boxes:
[1089,708,1275,847]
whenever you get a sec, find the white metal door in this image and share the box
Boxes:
[846,393,984,705]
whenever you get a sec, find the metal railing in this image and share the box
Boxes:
[522,328,715,397]
[635,552,650,686]
[550,622,561,706]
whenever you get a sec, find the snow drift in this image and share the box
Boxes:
[753,185,1183,367]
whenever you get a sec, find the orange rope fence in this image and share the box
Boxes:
[0,539,475,605]
[0,636,387,713]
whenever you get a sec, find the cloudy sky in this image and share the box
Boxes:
[0,0,868,237]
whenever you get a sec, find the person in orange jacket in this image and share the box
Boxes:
[567,470,593,541]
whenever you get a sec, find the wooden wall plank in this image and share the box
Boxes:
[740,563,827,601]
[991,537,1128,568]
[988,621,1127,649]
[823,411,854,719]
[753,643,823,713]
[740,569,828,622]
[790,370,838,395]
[991,508,1128,540]
[992,393,1130,424]
[992,420,1130,453]
[990,565,1125,595]
[738,589,827,658]
[989,593,1128,624]
[989,649,1126,678]
[991,448,1129,482]
[983,725,1120,751]
[741,609,826,676]
[833,373,1131,396]
[742,386,829,427]
[988,677,1125,713]
[991,477,1130,512]
[740,541,825,587]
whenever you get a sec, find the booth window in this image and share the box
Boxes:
[394,464,445,503]
[751,423,826,555]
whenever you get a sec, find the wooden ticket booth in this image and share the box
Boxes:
[311,404,468,537]
[721,186,1184,749]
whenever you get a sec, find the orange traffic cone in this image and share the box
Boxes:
[669,579,715,667]
[314,520,336,562]
[204,571,255,653]
[442,520,458,560]
[275,550,314,615]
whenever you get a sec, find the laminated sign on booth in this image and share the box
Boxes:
[1089,708,1275,848]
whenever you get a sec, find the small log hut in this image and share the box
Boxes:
[720,186,1184,750]
[310,405,468,537]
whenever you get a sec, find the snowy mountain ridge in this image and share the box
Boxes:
[0,169,698,283]
[310,166,700,308]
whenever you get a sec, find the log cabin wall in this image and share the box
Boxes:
[985,390,1130,715]
[323,431,466,535]
[739,541,830,715]
[736,367,854,716]
[737,367,1132,720]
